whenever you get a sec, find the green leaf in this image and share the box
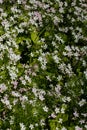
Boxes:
[45,31,50,37]
[0,120,2,126]
[49,120,56,130]
[61,104,67,110]
[31,31,44,45]
[31,31,39,44]
[62,114,68,122]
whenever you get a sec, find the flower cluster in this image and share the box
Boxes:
[0,0,87,130]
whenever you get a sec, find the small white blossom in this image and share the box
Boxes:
[62,127,67,130]
[40,119,45,126]
[55,108,60,114]
[75,126,82,130]
[51,113,56,118]
[0,0,3,4]
[85,125,87,129]
[0,84,7,93]
[73,111,79,117]
[29,124,34,130]
[53,55,60,64]
[58,118,63,123]
[20,123,26,130]
[12,91,21,97]
[78,99,86,106]
[66,97,71,102]
[61,108,65,114]
[43,106,48,112]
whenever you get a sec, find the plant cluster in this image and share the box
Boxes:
[0,0,87,130]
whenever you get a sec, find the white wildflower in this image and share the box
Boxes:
[20,123,26,130]
[29,124,34,130]
[43,106,48,112]
[75,126,82,130]
[62,127,67,130]
[78,99,86,106]
[55,108,60,114]
[0,84,7,93]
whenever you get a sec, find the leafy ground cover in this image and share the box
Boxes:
[0,0,87,130]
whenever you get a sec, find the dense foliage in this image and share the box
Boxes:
[0,0,87,130]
